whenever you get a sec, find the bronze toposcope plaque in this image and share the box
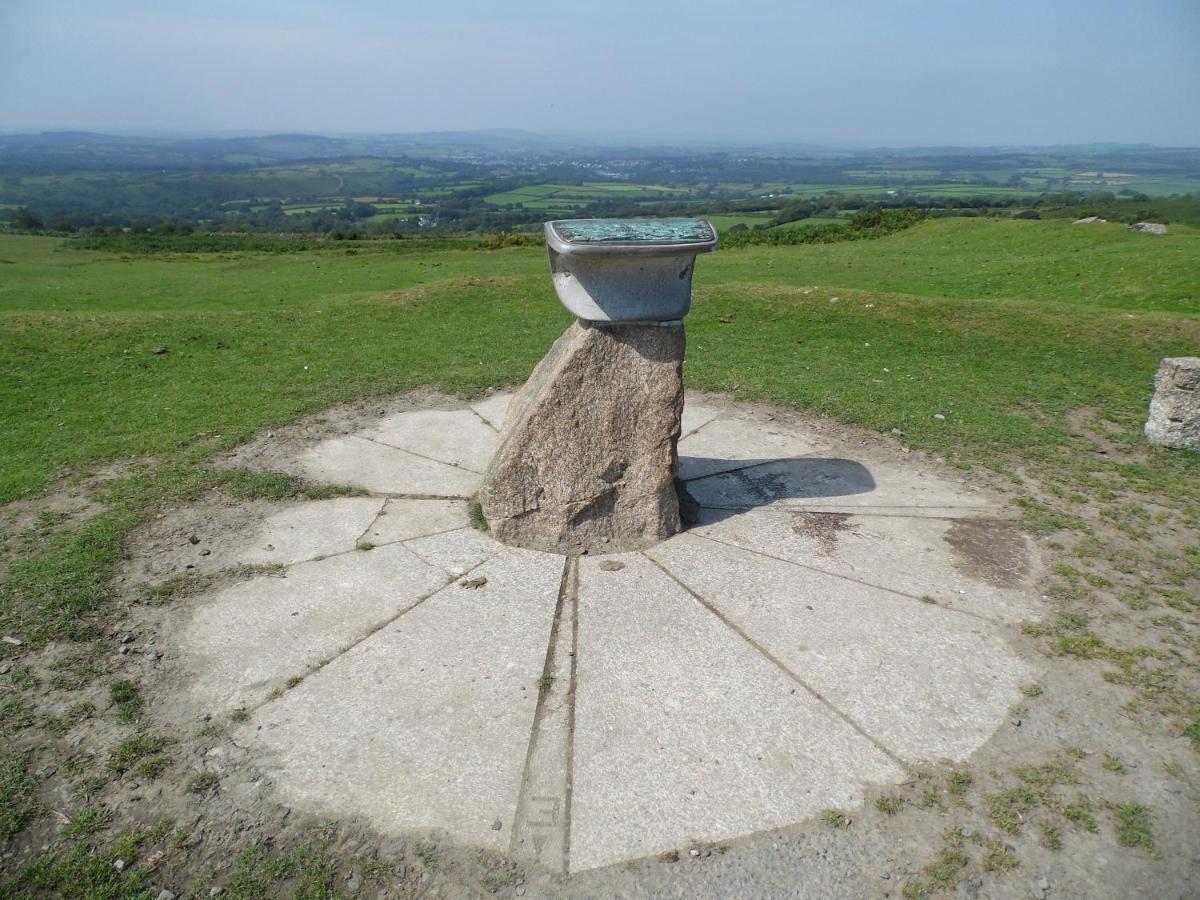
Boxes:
[544,217,719,322]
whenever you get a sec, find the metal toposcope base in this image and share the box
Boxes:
[545,218,717,323]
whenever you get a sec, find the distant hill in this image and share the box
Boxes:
[1,129,1198,174]
[0,129,575,171]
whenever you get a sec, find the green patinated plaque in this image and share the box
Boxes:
[551,218,715,244]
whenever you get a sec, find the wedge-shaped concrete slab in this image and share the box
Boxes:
[178,543,448,710]
[509,561,575,871]
[365,409,497,473]
[293,435,481,497]
[684,456,997,518]
[241,548,565,852]
[680,396,724,437]
[570,553,905,872]
[677,412,832,481]
[693,507,1040,624]
[363,498,469,545]
[235,497,385,566]
[647,534,1035,763]
[404,527,501,574]
[470,393,512,430]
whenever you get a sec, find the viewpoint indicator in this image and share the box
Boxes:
[549,218,715,245]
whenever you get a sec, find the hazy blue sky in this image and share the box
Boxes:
[2,0,1198,145]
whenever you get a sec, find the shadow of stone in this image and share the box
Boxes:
[676,457,876,526]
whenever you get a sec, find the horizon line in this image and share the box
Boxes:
[1,127,1198,154]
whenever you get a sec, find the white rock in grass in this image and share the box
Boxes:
[1145,357,1200,449]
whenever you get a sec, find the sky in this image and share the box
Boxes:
[2,0,1198,146]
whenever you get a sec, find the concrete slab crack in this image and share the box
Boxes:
[691,531,1005,625]
[468,405,501,433]
[243,554,494,716]
[640,551,912,773]
[509,556,576,871]
[360,434,486,474]
[351,500,390,548]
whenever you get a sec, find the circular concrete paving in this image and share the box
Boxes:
[165,393,1041,874]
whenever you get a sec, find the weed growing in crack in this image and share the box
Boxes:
[469,502,490,532]
[875,794,904,816]
[947,769,973,796]
[819,809,851,829]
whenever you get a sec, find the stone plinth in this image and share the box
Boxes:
[1145,357,1200,450]
[477,320,684,553]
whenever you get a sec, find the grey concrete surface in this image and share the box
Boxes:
[294,434,482,496]
[361,498,469,545]
[508,560,574,871]
[169,392,1042,873]
[470,393,512,430]
[679,398,724,437]
[571,552,904,871]
[690,505,1040,624]
[179,543,448,710]
[405,526,499,574]
[647,534,1037,763]
[235,497,385,566]
[683,453,998,516]
[364,408,498,473]
[677,410,831,481]
[239,548,565,851]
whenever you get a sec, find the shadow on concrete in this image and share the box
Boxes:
[676,457,875,526]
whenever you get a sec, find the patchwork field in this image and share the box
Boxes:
[482,182,692,212]
[1,216,1198,897]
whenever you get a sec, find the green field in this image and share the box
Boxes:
[6,141,1197,241]
[705,212,776,229]
[770,215,846,231]
[839,167,1200,197]
[2,216,1199,895]
[483,182,693,210]
[2,217,1197,503]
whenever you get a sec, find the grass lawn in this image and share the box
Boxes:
[3,218,1195,504]
[1,216,1198,895]
[768,215,844,231]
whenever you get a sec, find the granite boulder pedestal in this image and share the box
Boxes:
[477,319,685,552]
[477,218,716,553]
